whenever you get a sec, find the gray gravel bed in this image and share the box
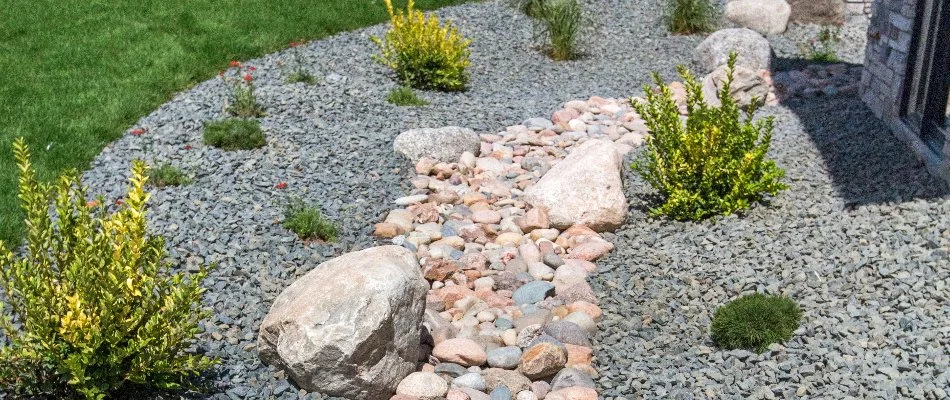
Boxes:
[74,0,948,398]
[769,19,871,66]
[593,96,950,399]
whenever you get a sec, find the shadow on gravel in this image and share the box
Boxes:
[772,57,950,206]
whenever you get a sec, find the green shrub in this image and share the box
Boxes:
[150,163,192,187]
[203,118,266,150]
[0,139,214,399]
[371,0,471,91]
[533,0,586,61]
[631,53,787,221]
[387,86,430,106]
[666,0,717,34]
[282,197,338,241]
[710,293,802,352]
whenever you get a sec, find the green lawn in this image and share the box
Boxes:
[0,0,467,245]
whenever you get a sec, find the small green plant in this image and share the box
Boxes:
[710,293,802,352]
[801,27,841,62]
[533,0,586,61]
[203,118,266,150]
[387,86,429,106]
[666,0,717,34]
[282,197,338,241]
[283,41,319,84]
[0,139,214,399]
[631,52,787,221]
[371,0,471,91]
[222,63,265,117]
[150,163,192,187]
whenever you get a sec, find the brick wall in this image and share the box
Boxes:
[860,0,915,121]
[861,0,950,181]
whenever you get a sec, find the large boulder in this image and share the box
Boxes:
[694,28,772,73]
[258,246,428,398]
[524,139,626,232]
[725,0,792,35]
[702,64,770,107]
[394,126,480,163]
[788,0,845,25]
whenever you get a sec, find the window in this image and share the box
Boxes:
[903,0,950,154]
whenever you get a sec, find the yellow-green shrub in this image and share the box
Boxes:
[371,0,471,91]
[631,53,787,221]
[0,138,215,399]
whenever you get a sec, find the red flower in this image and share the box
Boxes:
[183,144,193,150]
[85,200,99,208]
[114,199,124,206]
[243,73,253,82]
[290,41,300,48]
[229,60,242,68]
[275,182,288,189]
[130,128,145,136]
[248,66,257,72]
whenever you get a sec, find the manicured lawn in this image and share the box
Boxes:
[0,0,467,245]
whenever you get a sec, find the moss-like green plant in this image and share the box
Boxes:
[0,138,214,399]
[710,293,802,352]
[282,197,338,241]
[666,0,717,34]
[203,118,265,150]
[371,0,471,91]
[150,163,192,187]
[631,52,787,221]
[533,0,586,61]
[387,86,429,106]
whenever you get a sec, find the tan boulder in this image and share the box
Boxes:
[258,246,427,398]
[524,140,627,232]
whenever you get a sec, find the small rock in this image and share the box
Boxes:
[518,342,568,379]
[433,338,488,367]
[550,368,596,390]
[487,346,523,369]
[396,372,449,399]
[513,281,555,305]
[453,373,488,391]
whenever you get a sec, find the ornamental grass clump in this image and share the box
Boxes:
[371,0,471,91]
[533,0,586,61]
[631,52,787,221]
[0,139,214,399]
[710,293,802,352]
[510,0,547,18]
[666,0,717,34]
[203,118,265,150]
[282,197,338,242]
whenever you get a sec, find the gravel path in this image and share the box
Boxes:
[76,0,949,398]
